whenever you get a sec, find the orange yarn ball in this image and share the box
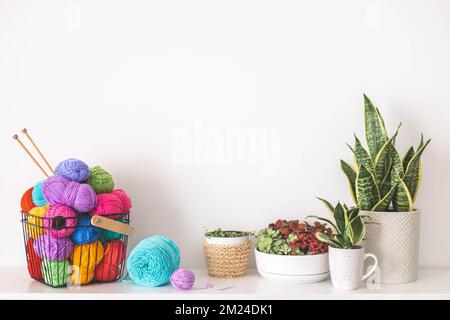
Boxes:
[26,238,42,280]
[21,187,36,213]
[95,240,126,281]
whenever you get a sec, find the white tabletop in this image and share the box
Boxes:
[0,268,449,300]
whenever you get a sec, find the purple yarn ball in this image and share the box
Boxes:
[62,181,97,213]
[43,176,68,205]
[43,176,97,213]
[55,158,91,182]
[170,268,195,290]
[33,235,74,261]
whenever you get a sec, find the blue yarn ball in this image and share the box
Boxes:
[71,215,100,245]
[32,180,48,206]
[55,158,90,182]
[126,235,180,287]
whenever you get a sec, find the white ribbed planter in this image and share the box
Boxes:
[362,210,420,284]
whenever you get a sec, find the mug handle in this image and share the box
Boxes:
[361,253,378,281]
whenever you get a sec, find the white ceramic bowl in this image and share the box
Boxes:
[255,249,329,283]
[204,235,249,245]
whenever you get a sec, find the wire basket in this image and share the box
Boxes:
[21,211,132,288]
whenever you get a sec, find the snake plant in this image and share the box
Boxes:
[341,95,430,212]
[308,200,365,249]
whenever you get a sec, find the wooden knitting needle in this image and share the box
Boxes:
[12,134,49,177]
[21,128,55,175]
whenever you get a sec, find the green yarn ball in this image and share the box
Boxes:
[100,218,127,241]
[42,259,70,287]
[86,166,114,194]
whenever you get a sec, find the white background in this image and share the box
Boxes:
[1,0,449,269]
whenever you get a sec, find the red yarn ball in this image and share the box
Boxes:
[95,240,126,281]
[21,187,36,213]
[26,238,42,280]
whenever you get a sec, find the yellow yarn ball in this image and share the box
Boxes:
[70,240,104,273]
[70,269,95,285]
[26,205,49,238]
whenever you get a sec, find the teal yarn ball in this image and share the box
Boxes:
[32,180,48,206]
[126,236,180,287]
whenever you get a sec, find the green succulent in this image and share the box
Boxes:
[308,199,365,249]
[204,228,254,238]
[341,95,430,212]
[256,228,290,255]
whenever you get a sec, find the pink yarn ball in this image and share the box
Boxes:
[43,205,77,238]
[92,190,132,219]
[92,193,124,219]
[170,268,195,291]
[112,189,132,212]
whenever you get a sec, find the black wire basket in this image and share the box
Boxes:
[21,210,132,288]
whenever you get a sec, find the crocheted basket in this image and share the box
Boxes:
[203,240,251,278]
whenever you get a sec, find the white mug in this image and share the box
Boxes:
[328,246,378,290]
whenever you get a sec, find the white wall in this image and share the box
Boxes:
[1,0,449,268]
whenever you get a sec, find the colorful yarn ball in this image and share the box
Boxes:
[170,268,196,291]
[71,215,100,245]
[26,238,43,280]
[21,187,36,213]
[43,205,77,238]
[33,235,74,261]
[42,259,70,287]
[32,180,48,206]
[43,176,97,213]
[126,235,180,287]
[70,240,104,274]
[55,158,91,182]
[26,205,49,239]
[99,218,127,241]
[95,240,126,281]
[92,190,131,219]
[87,166,114,194]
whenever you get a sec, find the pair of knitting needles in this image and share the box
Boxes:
[12,129,55,177]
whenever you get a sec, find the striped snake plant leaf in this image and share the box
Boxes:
[333,202,348,235]
[347,216,366,246]
[364,94,388,159]
[340,160,357,204]
[392,169,414,211]
[403,138,431,202]
[356,164,380,210]
[353,135,375,175]
[402,146,415,171]
[379,163,392,197]
[316,197,335,214]
[348,207,360,221]
[371,182,398,211]
[316,232,343,248]
[374,123,401,185]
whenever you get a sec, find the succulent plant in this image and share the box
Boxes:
[341,95,430,212]
[308,199,365,249]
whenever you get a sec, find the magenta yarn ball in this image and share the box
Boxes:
[170,268,195,290]
[92,193,124,219]
[43,176,97,213]
[43,205,77,238]
[33,235,74,261]
[112,189,132,212]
